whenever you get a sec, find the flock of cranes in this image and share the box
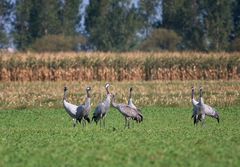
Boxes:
[63,83,220,128]
[63,83,143,128]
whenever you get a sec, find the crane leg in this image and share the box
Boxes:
[82,119,86,127]
[100,119,102,128]
[128,119,130,129]
[201,114,206,127]
[103,117,106,128]
[73,119,77,127]
[124,117,127,128]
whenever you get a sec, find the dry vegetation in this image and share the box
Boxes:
[0,52,240,81]
[0,80,239,110]
[0,52,239,109]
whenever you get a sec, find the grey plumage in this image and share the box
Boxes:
[63,86,91,127]
[128,87,137,110]
[92,83,111,127]
[112,94,143,128]
[128,87,143,122]
[191,86,201,125]
[195,86,220,126]
[78,86,92,125]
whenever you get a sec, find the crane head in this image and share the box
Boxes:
[64,86,68,92]
[86,87,91,91]
[105,83,110,88]
[130,87,133,92]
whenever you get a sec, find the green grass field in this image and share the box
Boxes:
[0,106,240,167]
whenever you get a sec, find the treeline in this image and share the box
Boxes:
[0,0,240,52]
[0,52,239,81]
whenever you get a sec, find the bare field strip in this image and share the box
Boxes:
[0,80,239,110]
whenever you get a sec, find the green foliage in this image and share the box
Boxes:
[14,0,82,50]
[30,35,86,52]
[0,106,239,167]
[0,0,14,47]
[0,29,7,47]
[232,0,240,50]
[200,0,233,51]
[14,0,48,49]
[60,0,82,35]
[138,0,161,29]
[85,0,143,51]
[162,0,233,51]
[140,28,182,51]
[230,37,240,51]
[162,0,203,50]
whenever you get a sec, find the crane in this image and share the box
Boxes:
[63,86,91,127]
[111,94,143,128]
[191,86,201,125]
[92,83,111,128]
[197,86,220,126]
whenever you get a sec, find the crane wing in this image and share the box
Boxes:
[192,98,199,106]
[63,100,78,117]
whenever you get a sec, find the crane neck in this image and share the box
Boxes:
[63,90,67,100]
[199,88,204,104]
[111,96,118,108]
[106,87,110,94]
[191,89,194,99]
[86,90,91,98]
[104,94,111,107]
[129,90,132,99]
[199,97,204,105]
[128,98,133,105]
[85,97,91,107]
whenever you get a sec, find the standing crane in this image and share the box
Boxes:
[80,86,92,126]
[197,86,220,126]
[111,94,143,129]
[63,86,91,127]
[128,87,143,123]
[92,83,111,127]
[191,86,201,125]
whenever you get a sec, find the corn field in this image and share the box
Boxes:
[0,52,240,81]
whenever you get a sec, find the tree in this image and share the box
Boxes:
[0,0,12,48]
[14,0,82,50]
[162,0,206,50]
[138,0,162,34]
[61,0,81,35]
[233,0,240,38]
[140,28,181,51]
[162,0,233,51]
[85,0,143,51]
[200,0,233,51]
[230,0,240,51]
[30,34,86,52]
